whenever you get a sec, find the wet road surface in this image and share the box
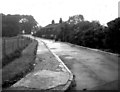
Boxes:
[39,38,119,90]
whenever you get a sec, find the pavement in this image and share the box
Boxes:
[9,37,73,91]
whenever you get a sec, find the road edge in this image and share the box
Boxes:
[63,42,119,57]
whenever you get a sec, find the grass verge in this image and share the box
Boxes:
[2,49,22,68]
[2,40,38,89]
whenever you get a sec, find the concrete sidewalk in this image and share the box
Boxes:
[9,39,73,91]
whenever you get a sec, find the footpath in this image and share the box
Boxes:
[8,39,73,91]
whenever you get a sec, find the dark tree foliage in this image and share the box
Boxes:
[20,15,37,34]
[68,14,84,24]
[52,20,55,24]
[56,23,74,42]
[2,14,37,37]
[59,18,63,24]
[34,14,120,54]
[2,14,21,37]
[104,18,120,53]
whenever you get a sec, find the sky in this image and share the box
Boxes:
[0,0,119,27]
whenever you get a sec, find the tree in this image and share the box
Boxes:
[59,18,63,23]
[2,14,21,37]
[2,14,38,37]
[104,18,120,53]
[68,14,84,24]
[52,20,55,24]
[20,15,38,34]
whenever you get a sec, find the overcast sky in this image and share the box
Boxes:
[0,0,119,26]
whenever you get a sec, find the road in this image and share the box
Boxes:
[38,38,119,90]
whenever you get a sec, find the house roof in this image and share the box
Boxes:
[45,23,60,28]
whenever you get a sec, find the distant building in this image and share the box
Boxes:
[39,23,65,39]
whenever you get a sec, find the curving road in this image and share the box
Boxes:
[39,38,119,90]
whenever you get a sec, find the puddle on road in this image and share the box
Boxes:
[65,56,74,59]
[50,48,57,49]
[61,54,75,60]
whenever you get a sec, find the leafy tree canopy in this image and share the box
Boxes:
[68,14,84,24]
[2,14,38,37]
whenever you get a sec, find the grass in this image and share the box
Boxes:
[2,40,38,89]
[1,36,32,68]
[2,50,21,68]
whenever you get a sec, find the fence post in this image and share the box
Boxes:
[20,37,22,49]
[21,38,22,49]
[2,39,6,58]
[28,37,30,44]
[17,37,19,50]
[24,38,26,47]
[27,37,29,45]
[12,39,14,53]
[23,38,25,48]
